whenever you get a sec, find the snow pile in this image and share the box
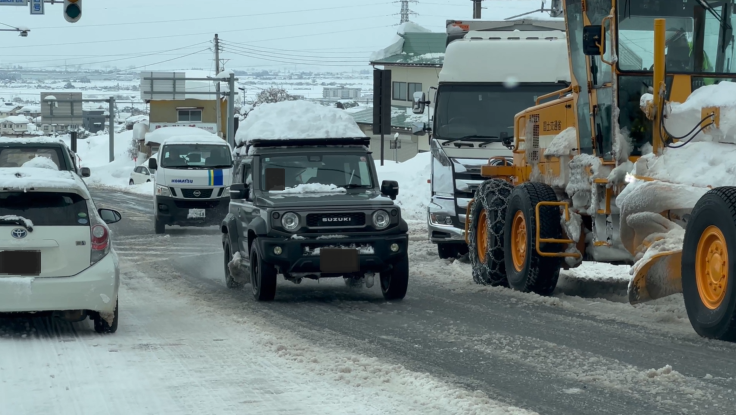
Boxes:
[666,81,736,141]
[369,22,431,62]
[145,126,216,146]
[374,152,431,224]
[636,141,736,188]
[235,100,365,145]
[270,183,347,194]
[544,127,577,157]
[21,156,58,170]
[0,167,80,192]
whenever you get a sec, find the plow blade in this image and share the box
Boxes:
[628,250,683,305]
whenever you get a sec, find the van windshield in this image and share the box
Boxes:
[160,144,232,169]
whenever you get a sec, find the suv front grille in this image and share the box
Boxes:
[306,212,365,227]
[181,188,213,199]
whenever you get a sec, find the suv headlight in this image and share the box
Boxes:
[156,185,171,197]
[373,210,390,229]
[281,212,300,231]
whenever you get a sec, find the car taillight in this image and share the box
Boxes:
[91,225,109,264]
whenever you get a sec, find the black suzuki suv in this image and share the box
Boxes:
[221,137,408,301]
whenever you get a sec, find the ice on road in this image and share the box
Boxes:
[0,263,534,415]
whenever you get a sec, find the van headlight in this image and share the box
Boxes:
[281,212,300,231]
[156,185,171,197]
[373,210,390,229]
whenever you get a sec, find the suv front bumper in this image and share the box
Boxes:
[256,233,409,274]
[156,195,229,226]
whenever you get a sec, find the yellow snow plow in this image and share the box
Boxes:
[466,0,736,341]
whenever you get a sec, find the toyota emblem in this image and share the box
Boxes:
[193,190,202,197]
[11,228,28,239]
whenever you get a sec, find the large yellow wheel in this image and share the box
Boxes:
[682,187,736,341]
[510,211,527,272]
[476,209,488,264]
[696,226,729,310]
[503,182,564,295]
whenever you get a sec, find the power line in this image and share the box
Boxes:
[223,49,369,68]
[29,2,395,30]
[220,41,370,61]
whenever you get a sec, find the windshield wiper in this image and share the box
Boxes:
[208,165,233,169]
[442,135,499,146]
[0,216,33,231]
[340,184,371,189]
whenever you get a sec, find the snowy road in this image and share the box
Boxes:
[2,188,736,415]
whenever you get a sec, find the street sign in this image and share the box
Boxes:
[41,92,84,127]
[30,0,43,14]
[0,0,28,5]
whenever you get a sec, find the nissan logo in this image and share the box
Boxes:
[193,190,202,197]
[11,228,28,239]
[322,217,351,222]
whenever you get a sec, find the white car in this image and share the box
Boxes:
[130,164,154,185]
[0,166,122,333]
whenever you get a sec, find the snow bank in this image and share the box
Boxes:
[375,152,431,224]
[270,183,347,194]
[235,100,365,145]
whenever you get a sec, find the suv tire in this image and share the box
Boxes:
[224,241,242,289]
[381,253,409,300]
[93,299,118,334]
[250,243,277,301]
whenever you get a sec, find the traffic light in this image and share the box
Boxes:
[63,0,82,23]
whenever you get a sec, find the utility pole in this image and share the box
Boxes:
[398,0,417,24]
[473,0,483,19]
[227,73,236,148]
[214,33,222,139]
[109,96,115,163]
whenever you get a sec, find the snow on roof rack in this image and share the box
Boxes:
[249,137,371,148]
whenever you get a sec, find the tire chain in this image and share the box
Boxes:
[468,179,514,286]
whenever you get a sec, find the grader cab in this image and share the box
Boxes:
[467,0,736,341]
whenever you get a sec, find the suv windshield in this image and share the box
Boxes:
[0,192,89,227]
[260,153,374,190]
[0,147,65,170]
[434,84,565,140]
[160,144,233,169]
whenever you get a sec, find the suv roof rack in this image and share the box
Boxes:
[248,137,371,148]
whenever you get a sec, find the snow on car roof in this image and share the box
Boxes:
[144,126,217,146]
[0,137,66,145]
[235,100,366,146]
[0,167,90,198]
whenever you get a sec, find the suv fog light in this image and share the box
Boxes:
[390,243,399,252]
[273,246,283,255]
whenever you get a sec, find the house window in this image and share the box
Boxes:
[177,109,202,122]
[408,83,423,100]
[392,82,407,101]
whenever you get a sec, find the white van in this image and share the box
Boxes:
[148,134,233,234]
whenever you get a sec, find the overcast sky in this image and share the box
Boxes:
[0,0,552,72]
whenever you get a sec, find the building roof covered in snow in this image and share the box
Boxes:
[0,115,30,124]
[370,23,447,67]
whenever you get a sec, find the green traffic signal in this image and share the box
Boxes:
[66,4,81,19]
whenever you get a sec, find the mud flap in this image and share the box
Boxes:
[629,250,683,304]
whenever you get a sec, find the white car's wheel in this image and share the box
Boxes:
[129,179,134,185]
[93,299,118,334]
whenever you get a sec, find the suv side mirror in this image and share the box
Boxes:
[81,167,91,178]
[98,208,122,224]
[583,25,604,56]
[412,91,426,114]
[148,158,158,170]
[230,183,248,200]
[381,180,399,200]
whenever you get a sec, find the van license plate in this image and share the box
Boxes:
[188,209,206,219]
[320,248,359,273]
[0,251,41,276]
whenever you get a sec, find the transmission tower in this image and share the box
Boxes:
[398,0,418,24]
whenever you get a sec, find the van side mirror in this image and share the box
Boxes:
[583,25,604,56]
[412,91,427,114]
[81,167,91,178]
[381,180,399,200]
[148,158,158,170]
[412,122,429,136]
